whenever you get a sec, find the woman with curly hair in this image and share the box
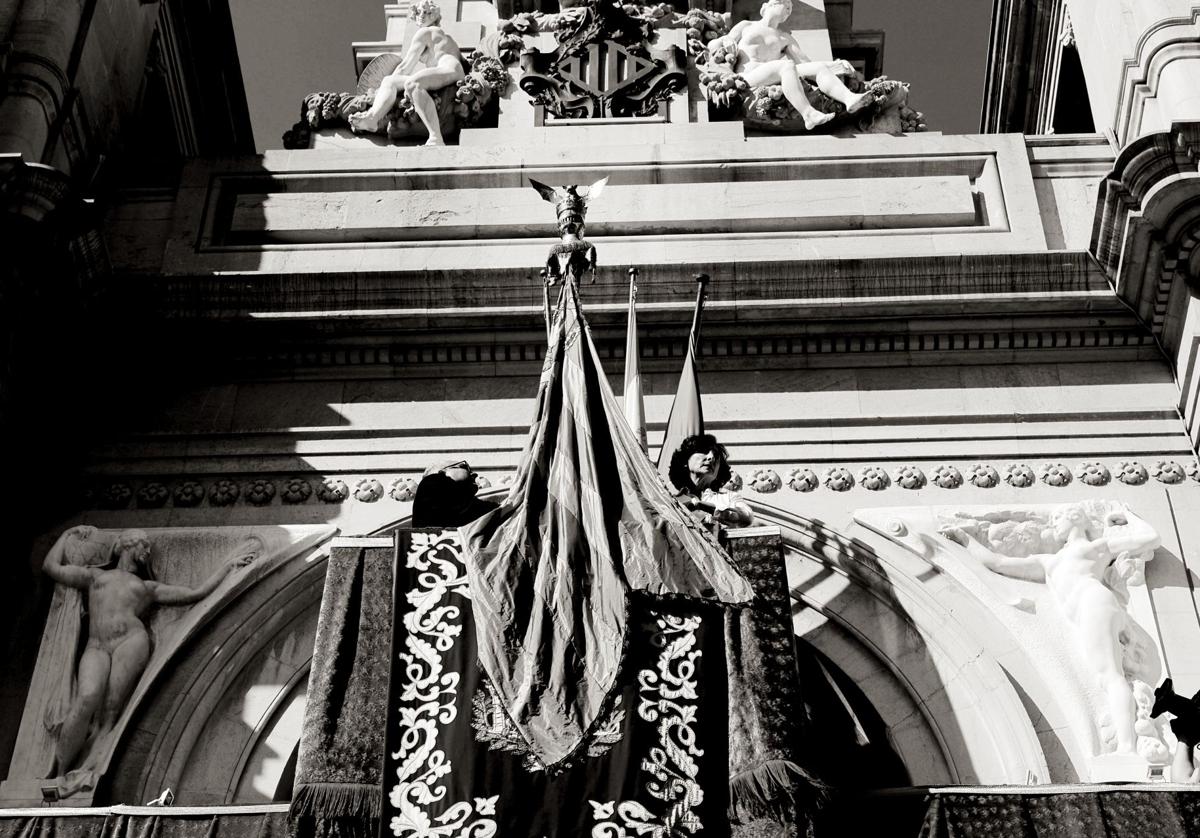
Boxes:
[668,433,754,528]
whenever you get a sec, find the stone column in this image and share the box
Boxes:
[1066,0,1200,143]
[0,0,89,163]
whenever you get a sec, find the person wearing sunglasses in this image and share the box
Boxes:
[412,459,498,528]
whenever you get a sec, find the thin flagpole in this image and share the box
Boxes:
[624,267,647,452]
[690,273,709,346]
[540,269,552,345]
[655,273,711,473]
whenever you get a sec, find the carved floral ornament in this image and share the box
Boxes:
[83,460,1200,508]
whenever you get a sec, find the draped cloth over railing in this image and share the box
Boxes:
[461,279,754,771]
[0,804,293,838]
[918,785,1200,838]
[290,540,394,837]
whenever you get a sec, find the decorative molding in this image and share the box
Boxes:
[232,321,1155,374]
[83,460,1200,508]
[1114,8,1200,145]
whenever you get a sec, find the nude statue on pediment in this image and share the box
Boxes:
[708,0,869,130]
[942,503,1161,756]
[349,0,465,145]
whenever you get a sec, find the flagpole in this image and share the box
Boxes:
[690,273,709,347]
[624,267,647,452]
[540,268,552,344]
[655,273,711,473]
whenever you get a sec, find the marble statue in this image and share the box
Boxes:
[707,0,868,130]
[41,526,260,782]
[941,502,1161,756]
[529,177,607,283]
[349,0,466,146]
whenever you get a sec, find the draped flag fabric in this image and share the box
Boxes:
[656,316,704,479]
[623,276,647,452]
[460,280,753,772]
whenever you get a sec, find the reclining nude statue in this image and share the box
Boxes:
[349,0,465,145]
[41,526,259,790]
[941,503,1161,757]
[707,0,869,130]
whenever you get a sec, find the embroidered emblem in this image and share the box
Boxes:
[472,682,625,769]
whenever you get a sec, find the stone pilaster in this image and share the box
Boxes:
[1090,121,1200,452]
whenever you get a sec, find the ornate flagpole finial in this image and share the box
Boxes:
[530,176,608,285]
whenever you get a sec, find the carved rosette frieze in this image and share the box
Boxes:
[317,479,350,504]
[785,468,818,492]
[1004,463,1036,488]
[79,459,1200,509]
[1039,463,1073,487]
[389,478,419,502]
[822,467,854,492]
[209,480,240,507]
[967,464,1000,488]
[244,479,277,507]
[894,466,927,490]
[1075,462,1111,487]
[1151,461,1187,484]
[745,468,782,493]
[281,478,313,505]
[857,466,890,491]
[353,478,385,503]
[135,482,169,509]
[1116,462,1149,485]
[931,465,964,489]
[172,481,206,507]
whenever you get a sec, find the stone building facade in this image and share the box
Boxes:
[2,0,1200,821]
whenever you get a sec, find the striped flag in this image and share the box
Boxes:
[656,276,708,479]
[460,278,751,771]
[623,271,647,452]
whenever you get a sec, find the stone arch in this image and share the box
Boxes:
[102,500,1057,803]
[749,504,1052,785]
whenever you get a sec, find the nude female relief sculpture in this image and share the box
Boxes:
[41,526,259,785]
[707,0,868,130]
[349,0,465,145]
[941,503,1161,757]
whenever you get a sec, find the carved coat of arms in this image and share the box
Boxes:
[519,0,685,118]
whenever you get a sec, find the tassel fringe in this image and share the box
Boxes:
[728,759,829,825]
[289,782,381,820]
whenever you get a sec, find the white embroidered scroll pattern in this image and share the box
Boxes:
[388,531,498,838]
[589,612,705,838]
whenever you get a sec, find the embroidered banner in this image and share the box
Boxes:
[381,529,733,838]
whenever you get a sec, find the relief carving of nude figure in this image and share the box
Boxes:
[42,526,259,784]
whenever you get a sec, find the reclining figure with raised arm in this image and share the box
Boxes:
[707,0,869,130]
